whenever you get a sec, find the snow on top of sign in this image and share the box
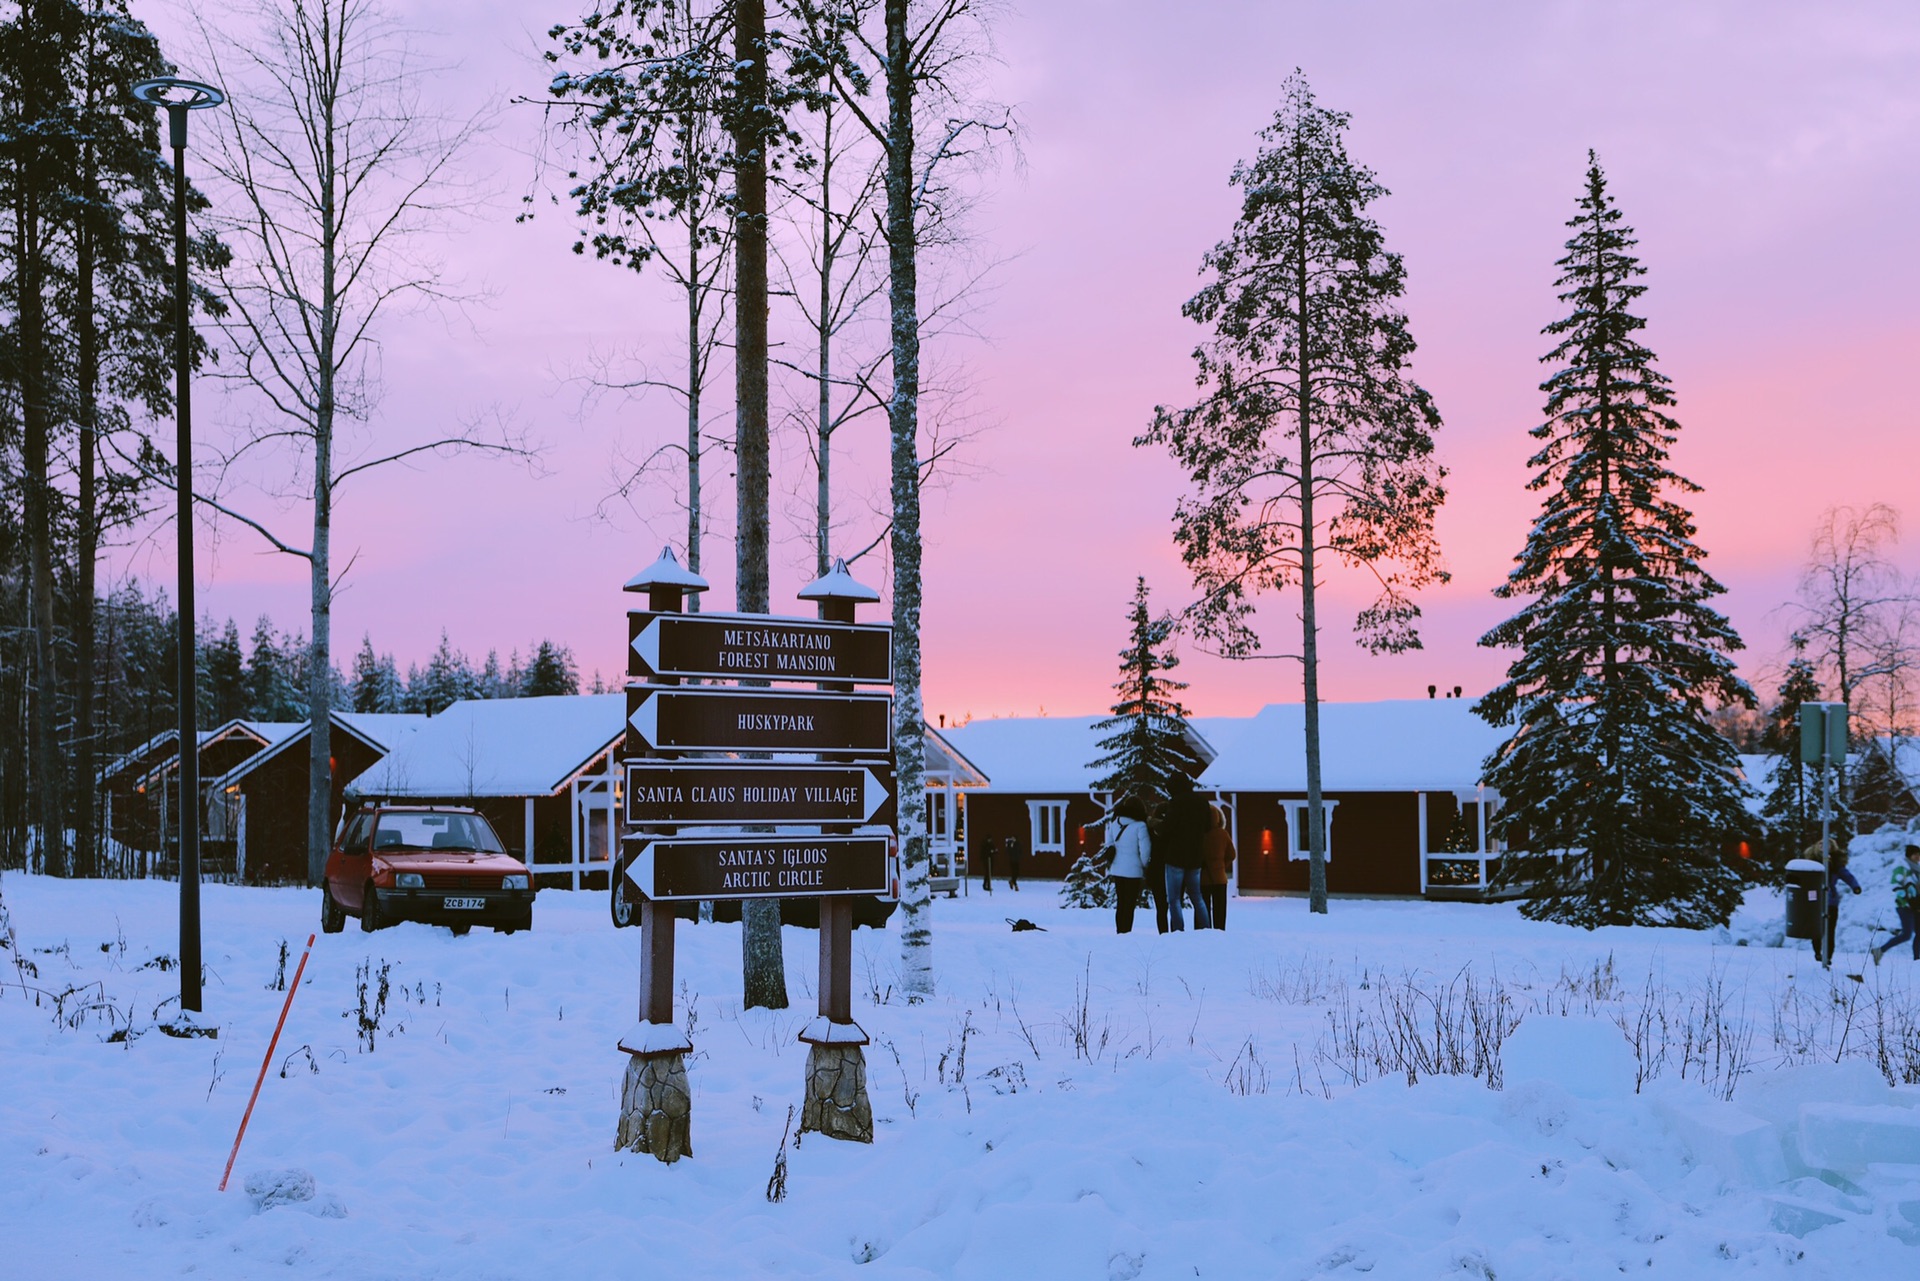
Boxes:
[348,694,625,799]
[1199,700,1512,793]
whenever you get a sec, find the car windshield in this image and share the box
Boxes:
[372,812,504,853]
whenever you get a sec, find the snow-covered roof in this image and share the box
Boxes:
[111,719,305,786]
[938,714,1216,795]
[1198,700,1510,793]
[206,712,429,791]
[925,725,990,787]
[348,695,626,799]
[1869,736,1920,791]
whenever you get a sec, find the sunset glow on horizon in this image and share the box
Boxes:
[127,0,1920,722]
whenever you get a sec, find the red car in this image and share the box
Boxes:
[322,804,534,936]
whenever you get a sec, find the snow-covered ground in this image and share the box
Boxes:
[3,870,1917,1279]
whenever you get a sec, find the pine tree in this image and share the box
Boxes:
[1475,154,1753,929]
[205,619,247,724]
[1088,578,1201,816]
[350,634,385,713]
[1070,579,1199,908]
[1060,847,1114,909]
[414,630,476,715]
[521,640,579,697]
[246,617,301,721]
[1760,655,1830,879]
[1140,73,1448,915]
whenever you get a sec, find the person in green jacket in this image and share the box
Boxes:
[1872,844,1920,965]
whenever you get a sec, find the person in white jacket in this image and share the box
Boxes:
[1104,798,1152,934]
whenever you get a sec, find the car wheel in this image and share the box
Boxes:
[449,924,471,937]
[360,882,382,933]
[610,863,637,929]
[320,887,345,934]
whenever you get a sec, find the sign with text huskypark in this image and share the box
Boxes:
[628,611,892,684]
[625,834,891,900]
[625,685,892,755]
[624,761,896,828]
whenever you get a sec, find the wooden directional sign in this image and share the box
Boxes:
[629,611,892,684]
[625,761,895,828]
[625,834,891,900]
[626,686,891,755]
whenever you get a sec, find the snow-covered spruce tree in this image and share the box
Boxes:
[1065,578,1203,908]
[1140,72,1448,915]
[1474,153,1752,928]
[1089,578,1202,815]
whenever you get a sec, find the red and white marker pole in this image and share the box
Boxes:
[219,932,315,1191]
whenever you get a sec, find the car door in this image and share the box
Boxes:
[331,813,375,909]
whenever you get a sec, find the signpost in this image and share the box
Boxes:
[629,611,891,684]
[625,686,892,755]
[625,761,895,828]
[613,549,889,1161]
[1799,701,1849,969]
[624,834,891,901]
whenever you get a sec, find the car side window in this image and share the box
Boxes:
[341,814,374,854]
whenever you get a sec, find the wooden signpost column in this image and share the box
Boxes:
[795,561,882,1142]
[615,548,702,1163]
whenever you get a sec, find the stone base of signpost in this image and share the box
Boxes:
[799,1017,872,1143]
[617,1025,694,1163]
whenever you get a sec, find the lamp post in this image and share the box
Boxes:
[132,76,225,1015]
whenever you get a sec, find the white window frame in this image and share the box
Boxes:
[1028,800,1068,854]
[1281,799,1339,862]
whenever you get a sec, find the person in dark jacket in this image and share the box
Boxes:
[1162,776,1212,931]
[1005,834,1022,890]
[1819,845,1862,966]
[979,836,994,893]
[1145,809,1169,933]
[1200,804,1235,930]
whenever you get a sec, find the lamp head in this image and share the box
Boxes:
[132,78,226,148]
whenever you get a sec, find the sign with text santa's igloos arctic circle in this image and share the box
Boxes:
[629,611,892,684]
[625,833,891,900]
[625,761,896,828]
[626,685,892,756]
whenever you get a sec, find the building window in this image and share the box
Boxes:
[1028,801,1067,854]
[1281,799,1339,861]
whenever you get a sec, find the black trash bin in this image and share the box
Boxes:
[1784,858,1825,941]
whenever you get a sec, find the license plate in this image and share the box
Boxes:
[444,896,484,910]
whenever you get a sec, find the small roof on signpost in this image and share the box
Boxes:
[623,545,710,595]
[798,557,880,604]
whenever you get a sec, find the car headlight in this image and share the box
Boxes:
[502,874,529,890]
[395,872,424,889]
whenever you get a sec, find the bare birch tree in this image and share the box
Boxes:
[792,0,1010,995]
[188,0,514,886]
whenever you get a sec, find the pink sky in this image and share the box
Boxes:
[130,0,1920,721]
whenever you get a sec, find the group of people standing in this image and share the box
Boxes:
[1101,776,1235,934]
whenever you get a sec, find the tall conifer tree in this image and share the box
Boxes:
[1475,154,1752,928]
[1142,73,1448,914]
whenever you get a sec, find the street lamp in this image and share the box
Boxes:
[132,76,225,1016]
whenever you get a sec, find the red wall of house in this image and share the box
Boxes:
[1232,791,1422,897]
[239,734,388,883]
[962,793,1107,881]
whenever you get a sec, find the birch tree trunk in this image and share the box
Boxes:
[884,0,932,998]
